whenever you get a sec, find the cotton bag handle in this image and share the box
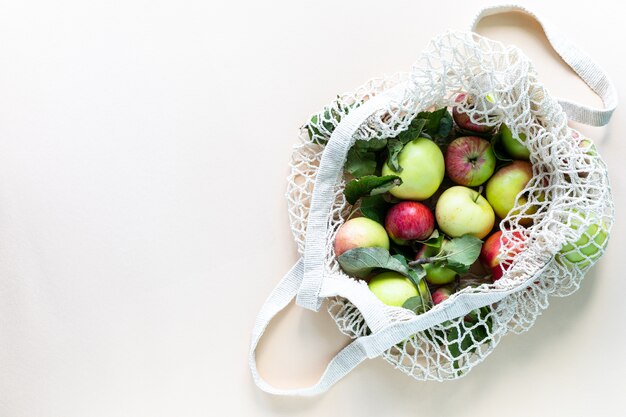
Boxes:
[472,4,618,127]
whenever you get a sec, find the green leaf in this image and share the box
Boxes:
[304,99,363,143]
[440,235,483,273]
[344,175,402,205]
[337,247,410,279]
[418,107,453,138]
[385,138,404,173]
[402,295,429,315]
[420,230,444,249]
[490,132,513,162]
[447,325,474,359]
[436,110,454,138]
[359,195,391,224]
[391,254,427,289]
[345,147,377,178]
[397,118,427,144]
[354,138,388,152]
[406,266,427,290]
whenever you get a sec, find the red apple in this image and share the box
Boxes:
[480,230,526,281]
[385,201,434,245]
[452,93,495,134]
[334,217,390,257]
[445,136,496,186]
[432,286,453,305]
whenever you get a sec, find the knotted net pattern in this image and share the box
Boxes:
[286,31,613,381]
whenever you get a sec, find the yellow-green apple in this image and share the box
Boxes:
[431,286,453,305]
[445,136,496,186]
[558,211,608,267]
[452,93,495,134]
[368,271,428,307]
[382,138,444,200]
[435,186,495,239]
[571,131,597,179]
[415,242,457,285]
[485,161,535,223]
[334,217,389,257]
[480,230,526,281]
[501,124,530,160]
[385,201,434,245]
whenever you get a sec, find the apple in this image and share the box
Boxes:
[445,136,496,186]
[452,93,495,134]
[385,201,435,245]
[558,211,608,268]
[415,242,457,285]
[480,230,526,281]
[435,186,495,239]
[501,124,530,160]
[382,137,444,200]
[368,271,429,307]
[485,161,534,222]
[431,286,453,305]
[571,131,597,179]
[334,217,389,257]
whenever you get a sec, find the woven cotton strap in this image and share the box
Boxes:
[248,259,369,396]
[472,4,617,127]
[296,82,408,311]
[249,258,549,395]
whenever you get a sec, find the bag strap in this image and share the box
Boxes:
[250,259,550,396]
[472,5,618,127]
[296,82,408,311]
[248,259,370,396]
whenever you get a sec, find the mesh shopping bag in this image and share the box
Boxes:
[249,5,617,396]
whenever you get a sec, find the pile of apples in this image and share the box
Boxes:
[333,93,607,313]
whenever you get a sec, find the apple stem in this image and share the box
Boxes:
[408,256,438,266]
[347,206,359,221]
[474,185,484,203]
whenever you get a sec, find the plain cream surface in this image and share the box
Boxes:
[0,1,624,416]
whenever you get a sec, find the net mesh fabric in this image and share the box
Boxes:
[286,31,613,381]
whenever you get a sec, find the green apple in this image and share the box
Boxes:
[485,161,534,222]
[501,124,530,160]
[435,186,495,239]
[415,242,457,285]
[382,138,444,200]
[334,217,389,257]
[368,271,428,307]
[558,211,608,267]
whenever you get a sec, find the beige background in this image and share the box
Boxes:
[0,0,624,416]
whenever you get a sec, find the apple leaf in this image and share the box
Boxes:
[345,148,377,178]
[440,234,483,273]
[447,306,493,366]
[385,139,405,173]
[418,107,453,139]
[385,117,428,173]
[359,194,391,224]
[337,247,411,279]
[305,97,363,144]
[344,175,402,205]
[354,137,388,152]
[490,132,513,162]
[402,295,429,315]
[419,230,444,249]
[397,118,427,144]
[391,254,426,288]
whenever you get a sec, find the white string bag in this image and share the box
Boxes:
[249,5,617,396]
